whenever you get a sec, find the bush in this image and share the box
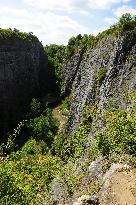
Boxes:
[0,28,39,42]
[0,107,59,155]
[117,13,136,31]
[0,147,62,204]
[82,104,98,124]
[27,108,59,148]
[97,67,108,83]
[66,34,95,59]
[95,108,136,156]
[59,97,71,117]
[44,44,66,90]
[52,125,91,161]
[30,98,42,117]
[21,138,47,155]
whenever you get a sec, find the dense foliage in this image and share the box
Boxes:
[44,44,66,90]
[0,28,39,42]
[0,148,62,204]
[52,125,91,161]
[95,108,136,156]
[59,97,71,117]
[0,99,61,204]
[117,13,136,31]
[27,108,59,148]
[1,96,136,203]
[66,34,95,58]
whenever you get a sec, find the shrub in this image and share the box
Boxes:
[30,98,42,117]
[44,44,66,90]
[57,163,85,197]
[27,108,59,148]
[117,13,136,31]
[97,67,108,83]
[0,28,39,42]
[0,148,62,204]
[21,138,47,155]
[52,125,91,161]
[82,104,98,124]
[59,97,71,117]
[95,108,136,156]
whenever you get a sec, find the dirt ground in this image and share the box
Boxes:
[53,106,67,131]
[101,169,136,205]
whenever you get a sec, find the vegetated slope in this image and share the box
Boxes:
[0,14,136,205]
[52,14,136,203]
[0,29,56,138]
[53,106,67,131]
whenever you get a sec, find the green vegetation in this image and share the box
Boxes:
[27,108,59,148]
[95,108,136,156]
[0,28,39,42]
[0,99,61,204]
[1,99,135,204]
[52,125,91,161]
[44,36,95,89]
[30,98,42,117]
[44,44,66,90]
[66,34,95,58]
[117,13,136,31]
[82,104,98,125]
[0,14,136,204]
[97,67,108,83]
[0,148,62,205]
[59,97,71,117]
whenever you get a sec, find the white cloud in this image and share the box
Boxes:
[114,5,136,17]
[104,17,117,25]
[23,0,89,14]
[0,1,134,46]
[88,0,131,10]
[0,6,91,45]
[24,0,131,11]
[24,0,70,11]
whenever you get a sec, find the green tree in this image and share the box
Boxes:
[27,108,59,148]
[44,44,66,91]
[117,13,136,31]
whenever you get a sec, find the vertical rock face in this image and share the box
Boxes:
[61,47,86,97]
[62,32,136,133]
[0,32,52,136]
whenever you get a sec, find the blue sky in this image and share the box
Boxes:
[0,0,135,45]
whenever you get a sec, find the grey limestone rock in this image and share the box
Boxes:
[0,34,54,135]
[62,32,136,133]
[73,195,99,205]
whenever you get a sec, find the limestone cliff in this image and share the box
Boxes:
[62,31,136,133]
[0,30,55,136]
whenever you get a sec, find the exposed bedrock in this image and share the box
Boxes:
[62,32,136,133]
[0,33,56,136]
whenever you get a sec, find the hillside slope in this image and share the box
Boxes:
[62,31,136,133]
[0,15,135,205]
